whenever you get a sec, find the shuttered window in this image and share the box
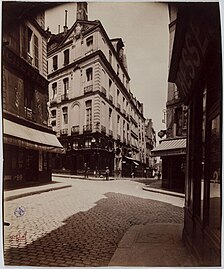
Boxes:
[34,34,39,69]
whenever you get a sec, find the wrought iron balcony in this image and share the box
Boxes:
[71,125,79,135]
[84,85,93,94]
[83,124,92,132]
[61,94,68,101]
[60,128,68,136]
[109,95,113,104]
[101,125,106,133]
[109,129,113,137]
[101,86,106,96]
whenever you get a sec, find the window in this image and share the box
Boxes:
[117,64,120,76]
[86,36,93,47]
[109,50,112,64]
[86,68,93,81]
[64,49,69,66]
[85,139,91,148]
[85,100,92,126]
[51,109,56,118]
[63,78,69,95]
[109,79,112,89]
[51,120,56,127]
[33,34,39,68]
[52,83,57,99]
[117,115,120,135]
[27,27,32,54]
[62,107,68,124]
[109,108,112,130]
[53,55,58,71]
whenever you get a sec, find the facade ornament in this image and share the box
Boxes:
[74,23,83,40]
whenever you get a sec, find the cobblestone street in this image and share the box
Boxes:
[4,177,184,267]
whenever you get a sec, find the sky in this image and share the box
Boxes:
[45,2,170,138]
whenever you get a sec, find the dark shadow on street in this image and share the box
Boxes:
[4,192,184,267]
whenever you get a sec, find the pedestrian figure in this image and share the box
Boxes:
[105,166,110,181]
[84,163,88,179]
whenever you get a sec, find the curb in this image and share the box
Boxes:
[142,186,185,198]
[4,185,72,201]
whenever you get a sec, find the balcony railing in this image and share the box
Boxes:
[101,86,106,96]
[71,125,79,135]
[101,125,106,133]
[60,128,68,136]
[24,107,33,120]
[109,129,113,137]
[84,85,93,94]
[109,95,113,104]
[83,124,92,132]
[117,103,121,111]
[61,94,68,101]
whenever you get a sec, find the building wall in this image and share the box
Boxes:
[47,19,146,174]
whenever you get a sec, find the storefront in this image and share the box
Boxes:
[3,116,63,189]
[168,3,222,265]
[152,138,186,193]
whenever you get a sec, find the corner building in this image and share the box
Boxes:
[47,4,146,176]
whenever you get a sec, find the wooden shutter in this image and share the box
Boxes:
[34,34,39,68]
[21,24,28,59]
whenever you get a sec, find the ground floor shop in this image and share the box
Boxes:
[168,3,222,265]
[152,138,186,193]
[3,116,62,189]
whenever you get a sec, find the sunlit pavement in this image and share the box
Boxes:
[4,177,184,267]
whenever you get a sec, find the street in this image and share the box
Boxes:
[4,177,184,267]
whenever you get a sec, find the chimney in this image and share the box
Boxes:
[63,10,68,33]
[77,2,88,21]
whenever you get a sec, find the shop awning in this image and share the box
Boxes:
[124,156,140,166]
[151,138,186,157]
[3,119,63,153]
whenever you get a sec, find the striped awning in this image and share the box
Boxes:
[151,138,186,157]
[3,119,63,153]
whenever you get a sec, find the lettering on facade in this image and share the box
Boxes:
[175,16,210,99]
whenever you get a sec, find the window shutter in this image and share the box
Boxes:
[34,34,39,68]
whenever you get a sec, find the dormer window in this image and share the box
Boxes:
[86,36,93,47]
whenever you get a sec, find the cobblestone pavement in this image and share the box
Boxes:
[4,178,184,267]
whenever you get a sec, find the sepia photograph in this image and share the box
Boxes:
[1,1,222,267]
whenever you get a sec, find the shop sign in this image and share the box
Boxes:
[175,16,210,99]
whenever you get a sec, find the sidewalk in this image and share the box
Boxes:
[4,180,72,201]
[109,223,198,267]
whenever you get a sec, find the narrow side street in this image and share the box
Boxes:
[4,177,186,267]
